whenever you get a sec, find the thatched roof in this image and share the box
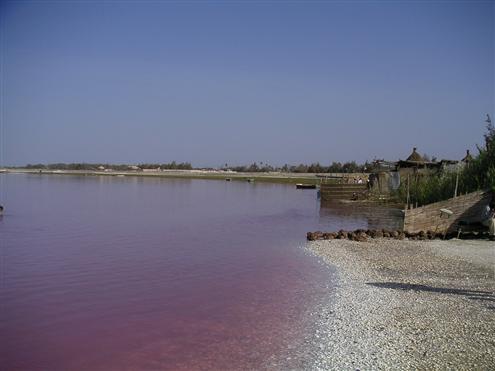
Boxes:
[406,147,424,162]
[461,149,473,163]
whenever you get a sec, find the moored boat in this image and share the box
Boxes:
[296,183,316,189]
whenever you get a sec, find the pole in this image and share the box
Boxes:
[454,170,459,198]
[406,174,410,209]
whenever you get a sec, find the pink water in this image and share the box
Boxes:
[0,174,401,370]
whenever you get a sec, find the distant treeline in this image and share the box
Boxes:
[18,160,373,173]
[22,162,193,171]
[227,161,372,173]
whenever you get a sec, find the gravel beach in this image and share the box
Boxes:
[307,239,495,370]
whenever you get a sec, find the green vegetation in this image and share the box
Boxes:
[229,161,370,173]
[18,160,373,173]
[22,162,193,171]
[399,121,495,206]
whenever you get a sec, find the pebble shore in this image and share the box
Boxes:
[306,239,495,370]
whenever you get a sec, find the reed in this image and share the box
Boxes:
[398,122,495,206]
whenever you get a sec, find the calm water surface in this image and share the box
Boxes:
[0,174,401,370]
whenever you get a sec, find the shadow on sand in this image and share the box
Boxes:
[366,282,495,308]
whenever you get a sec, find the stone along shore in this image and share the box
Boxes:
[306,239,494,370]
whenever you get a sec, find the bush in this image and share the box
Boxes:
[400,120,495,206]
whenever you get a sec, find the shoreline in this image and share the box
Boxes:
[0,168,331,185]
[307,239,494,369]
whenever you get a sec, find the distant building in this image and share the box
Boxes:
[97,166,105,171]
[370,147,461,195]
[396,147,429,176]
[142,168,161,172]
[396,147,461,177]
[371,159,397,172]
[438,159,460,172]
[406,147,424,163]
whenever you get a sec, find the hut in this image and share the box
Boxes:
[406,147,424,163]
[396,147,426,167]
[396,147,438,178]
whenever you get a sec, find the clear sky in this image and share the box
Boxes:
[1,0,493,167]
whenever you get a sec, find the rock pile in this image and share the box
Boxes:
[306,229,453,242]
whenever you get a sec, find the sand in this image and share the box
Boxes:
[305,239,494,370]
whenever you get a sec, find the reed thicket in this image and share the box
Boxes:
[398,122,495,206]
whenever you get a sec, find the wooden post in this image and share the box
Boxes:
[406,174,410,209]
[454,171,459,198]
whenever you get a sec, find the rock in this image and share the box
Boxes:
[406,232,418,239]
[307,231,324,240]
[323,232,336,240]
[355,234,367,242]
[391,230,399,238]
[356,232,368,242]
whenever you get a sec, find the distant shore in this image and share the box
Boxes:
[0,168,368,185]
[307,239,494,369]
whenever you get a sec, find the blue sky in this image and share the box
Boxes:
[1,1,493,167]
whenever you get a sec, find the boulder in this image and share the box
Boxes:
[368,229,378,238]
[307,231,323,241]
[323,232,336,240]
[355,232,368,242]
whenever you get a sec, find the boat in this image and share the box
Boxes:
[296,183,316,189]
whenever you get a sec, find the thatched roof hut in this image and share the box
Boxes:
[396,147,438,174]
[406,147,424,163]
